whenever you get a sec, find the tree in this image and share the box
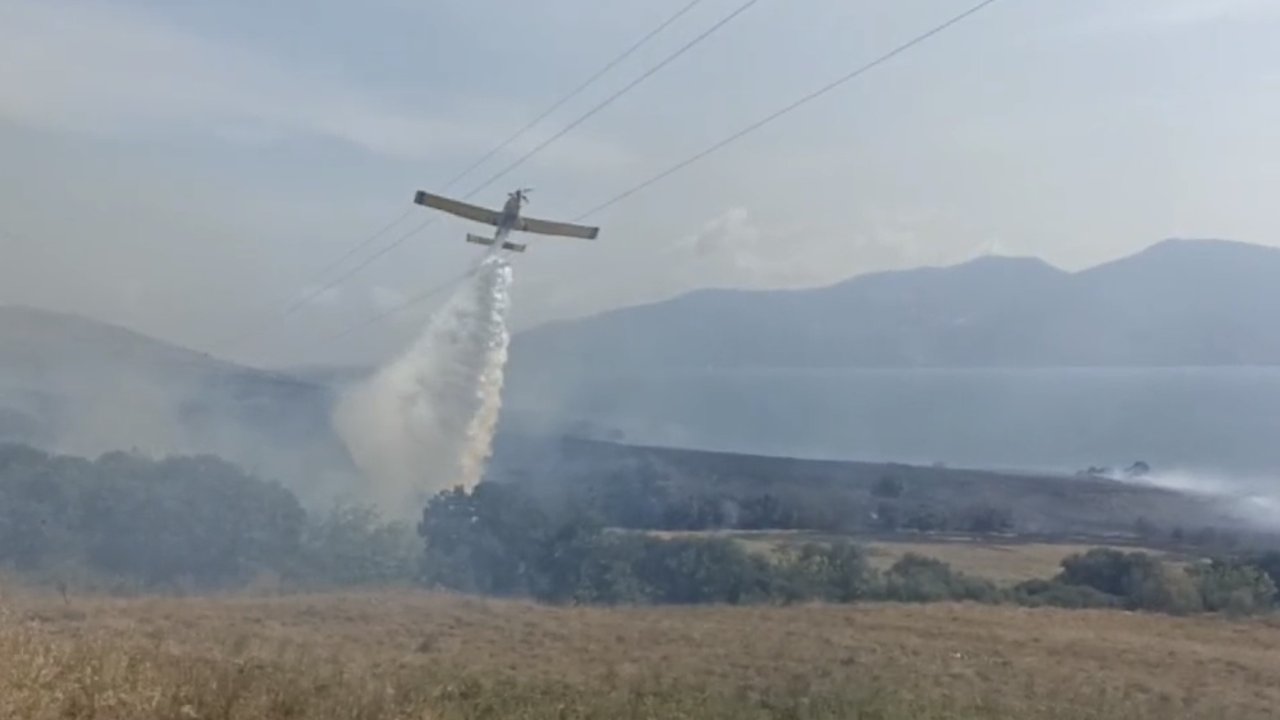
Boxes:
[874,501,901,531]
[1249,552,1280,596]
[1125,461,1151,478]
[882,554,999,603]
[1191,560,1277,615]
[304,503,419,587]
[904,506,950,533]
[1058,549,1150,597]
[1126,564,1203,615]
[963,505,1014,534]
[418,484,554,596]
[872,475,905,499]
[1056,548,1203,614]
[777,542,877,603]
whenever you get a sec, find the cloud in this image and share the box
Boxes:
[0,0,632,171]
[675,206,936,288]
[686,207,767,272]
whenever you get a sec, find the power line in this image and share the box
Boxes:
[280,0,713,314]
[308,0,1004,349]
[291,208,414,302]
[574,0,1004,221]
[224,0,720,354]
[305,265,480,348]
[276,0,766,353]
[464,0,763,200]
[299,0,764,307]
[279,216,438,321]
[441,0,709,192]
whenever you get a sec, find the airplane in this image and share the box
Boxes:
[412,188,599,253]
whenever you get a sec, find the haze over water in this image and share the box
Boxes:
[504,366,1280,487]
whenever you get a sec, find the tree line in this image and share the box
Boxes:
[417,483,1280,614]
[0,443,418,591]
[536,464,1017,536]
[2,442,1277,616]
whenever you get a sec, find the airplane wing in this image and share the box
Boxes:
[517,216,600,240]
[414,191,502,227]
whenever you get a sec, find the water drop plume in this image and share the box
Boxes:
[334,253,513,518]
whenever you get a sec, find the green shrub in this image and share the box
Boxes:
[1191,560,1277,615]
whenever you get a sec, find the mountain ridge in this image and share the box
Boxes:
[508,238,1280,373]
[0,304,352,501]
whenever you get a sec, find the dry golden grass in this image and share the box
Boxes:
[651,529,1186,585]
[2,586,1279,719]
[863,540,1182,585]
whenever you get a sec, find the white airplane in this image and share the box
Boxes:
[413,188,599,253]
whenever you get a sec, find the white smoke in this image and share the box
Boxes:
[1126,468,1280,532]
[333,253,513,518]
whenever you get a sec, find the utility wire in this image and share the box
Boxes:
[311,0,1004,348]
[284,207,415,313]
[574,0,1004,221]
[301,0,763,309]
[441,0,709,192]
[281,0,765,349]
[225,0,721,354]
[296,0,761,321]
[463,0,763,201]
[305,265,480,348]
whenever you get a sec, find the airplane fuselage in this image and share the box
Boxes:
[492,193,524,244]
[412,188,597,253]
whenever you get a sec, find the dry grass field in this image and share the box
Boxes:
[651,529,1184,585]
[2,587,1279,719]
[863,540,1184,585]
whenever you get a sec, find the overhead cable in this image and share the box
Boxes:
[574,0,1003,221]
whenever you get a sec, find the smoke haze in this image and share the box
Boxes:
[333,253,513,518]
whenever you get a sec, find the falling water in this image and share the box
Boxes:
[333,253,513,518]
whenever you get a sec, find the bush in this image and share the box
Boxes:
[1191,560,1277,615]
[1058,548,1157,597]
[302,503,420,587]
[881,554,1001,604]
[1249,552,1280,594]
[1126,563,1203,615]
[775,542,878,603]
[1012,579,1119,609]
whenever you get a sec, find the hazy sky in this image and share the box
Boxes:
[2,0,1278,367]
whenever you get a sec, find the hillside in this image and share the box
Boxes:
[510,239,1280,372]
[488,436,1270,543]
[0,305,352,501]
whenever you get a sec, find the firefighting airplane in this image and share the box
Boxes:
[412,188,599,253]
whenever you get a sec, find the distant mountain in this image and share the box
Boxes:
[0,306,352,502]
[510,239,1280,373]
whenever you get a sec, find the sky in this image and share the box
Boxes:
[2,0,1279,367]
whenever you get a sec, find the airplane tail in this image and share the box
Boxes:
[466,234,526,252]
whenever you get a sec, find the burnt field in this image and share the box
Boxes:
[489,436,1274,549]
